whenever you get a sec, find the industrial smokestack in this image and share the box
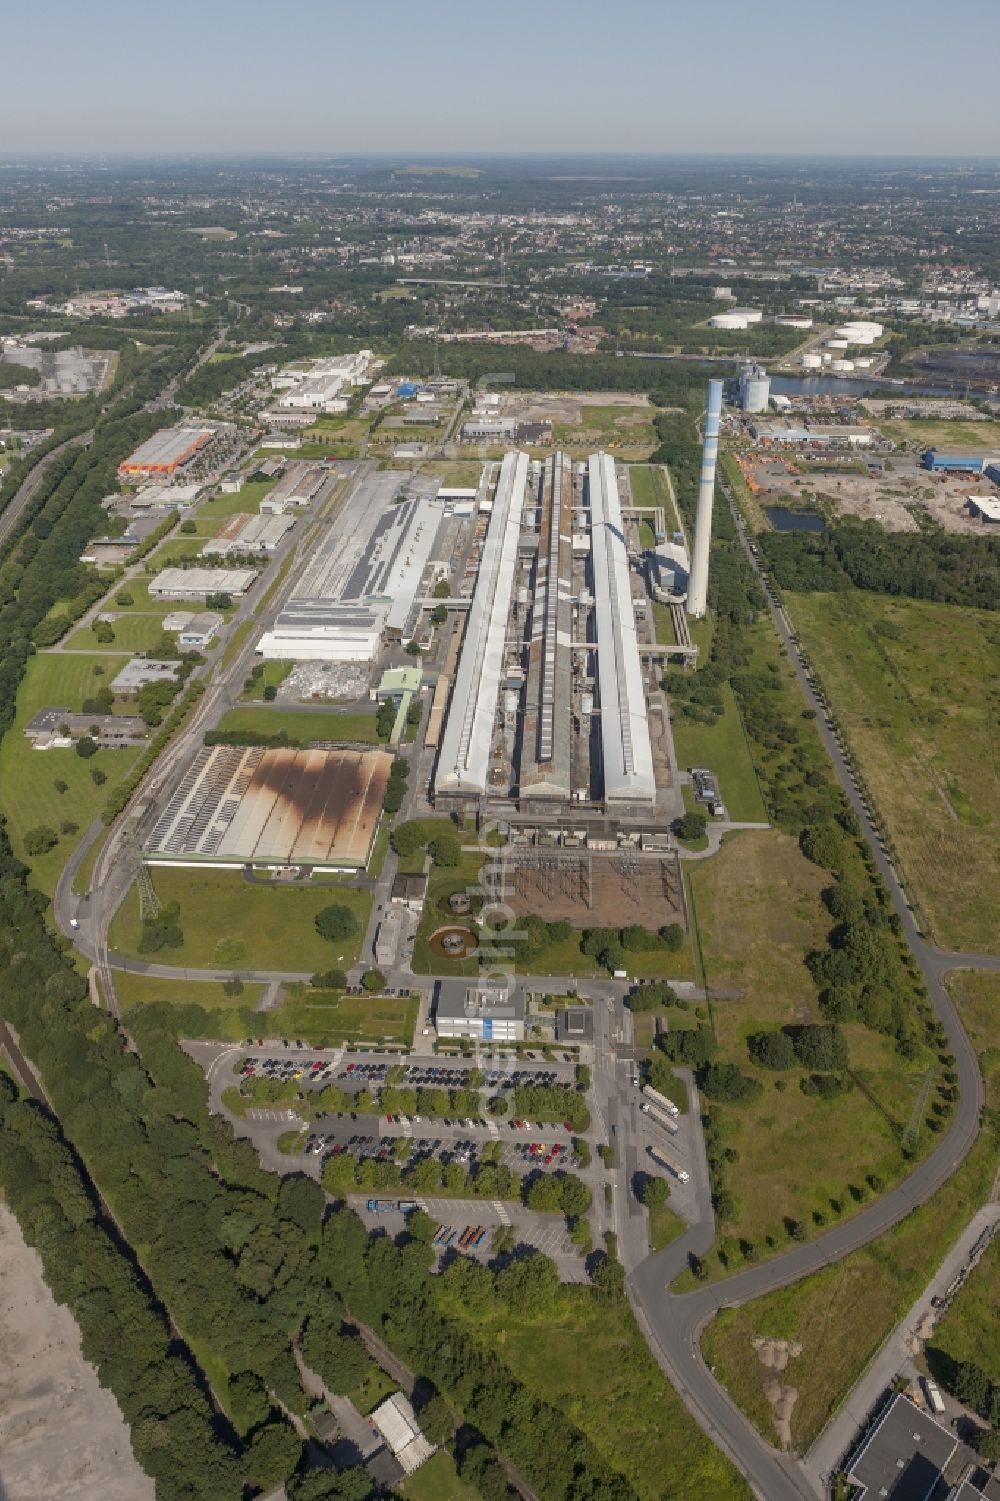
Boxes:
[686,378,723,619]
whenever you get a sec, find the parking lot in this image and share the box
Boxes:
[308,1125,579,1171]
[350,1195,587,1280]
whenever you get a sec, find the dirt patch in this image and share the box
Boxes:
[0,1203,154,1501]
[748,455,996,535]
[428,924,480,959]
[505,852,684,929]
[750,1335,803,1451]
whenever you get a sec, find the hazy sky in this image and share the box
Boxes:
[2,0,997,157]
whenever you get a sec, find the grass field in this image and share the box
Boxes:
[436,1284,749,1500]
[553,403,656,455]
[686,830,935,1255]
[63,612,176,654]
[878,417,1000,451]
[627,463,682,531]
[786,593,1000,950]
[947,971,1000,1110]
[930,1229,1000,1390]
[671,684,767,823]
[652,601,677,645]
[400,1452,477,1501]
[702,1127,999,1451]
[92,578,182,615]
[113,972,265,1010]
[417,460,485,487]
[0,652,144,894]
[649,1202,687,1253]
[213,705,382,743]
[270,986,418,1046]
[108,868,372,972]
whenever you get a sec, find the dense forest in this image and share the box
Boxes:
[759,523,1000,611]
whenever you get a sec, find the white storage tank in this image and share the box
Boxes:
[830,359,855,372]
[800,353,823,370]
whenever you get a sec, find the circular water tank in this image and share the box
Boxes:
[800,353,823,370]
[710,312,750,329]
[830,359,855,372]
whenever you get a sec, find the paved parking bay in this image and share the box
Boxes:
[351,1195,587,1281]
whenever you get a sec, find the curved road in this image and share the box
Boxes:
[625,486,989,1500]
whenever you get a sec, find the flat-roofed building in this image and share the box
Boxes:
[588,452,655,808]
[435,450,530,801]
[177,611,223,648]
[118,426,215,479]
[845,1394,957,1501]
[149,567,258,600]
[966,495,1000,523]
[435,983,525,1042]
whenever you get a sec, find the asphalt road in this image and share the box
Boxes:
[624,484,989,1501]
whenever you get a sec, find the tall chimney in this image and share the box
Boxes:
[686,378,723,619]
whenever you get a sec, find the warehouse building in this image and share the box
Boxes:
[257,473,447,664]
[751,419,873,449]
[260,461,327,513]
[435,983,526,1043]
[202,512,296,556]
[461,416,517,442]
[435,450,530,798]
[922,449,987,474]
[844,1394,956,1501]
[965,495,1000,522]
[589,452,656,808]
[146,744,391,871]
[118,426,216,479]
[149,567,258,601]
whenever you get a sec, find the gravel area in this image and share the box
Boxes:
[0,1203,153,1501]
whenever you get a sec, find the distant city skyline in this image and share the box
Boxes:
[2,0,997,158]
